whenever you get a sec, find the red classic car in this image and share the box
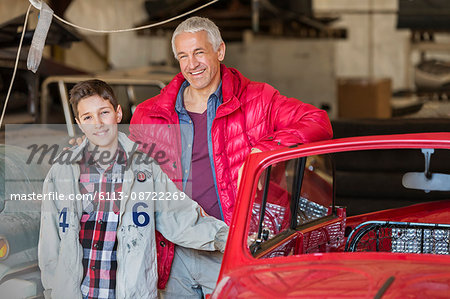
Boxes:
[211,132,450,298]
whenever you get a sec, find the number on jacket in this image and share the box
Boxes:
[59,208,69,232]
[132,202,150,227]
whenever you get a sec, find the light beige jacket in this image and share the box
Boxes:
[38,133,228,299]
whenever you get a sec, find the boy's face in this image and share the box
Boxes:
[75,95,122,152]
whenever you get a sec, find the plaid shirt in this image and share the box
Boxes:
[78,145,126,299]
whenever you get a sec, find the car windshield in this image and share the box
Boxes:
[0,145,47,214]
[248,147,450,257]
[333,148,450,216]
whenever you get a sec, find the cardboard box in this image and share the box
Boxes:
[338,78,392,119]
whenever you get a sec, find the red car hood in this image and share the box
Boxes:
[213,254,450,298]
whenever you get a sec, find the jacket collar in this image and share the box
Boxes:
[215,64,248,118]
[174,80,223,114]
[150,64,250,118]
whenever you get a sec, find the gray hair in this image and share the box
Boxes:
[171,16,223,59]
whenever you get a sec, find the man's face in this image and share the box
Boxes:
[75,95,122,152]
[174,31,225,92]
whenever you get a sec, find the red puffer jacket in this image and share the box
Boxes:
[130,64,333,288]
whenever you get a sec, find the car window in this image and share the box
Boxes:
[297,155,333,225]
[248,161,293,248]
[248,155,334,251]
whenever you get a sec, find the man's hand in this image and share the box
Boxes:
[237,148,262,189]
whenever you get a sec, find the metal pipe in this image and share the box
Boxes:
[252,0,260,33]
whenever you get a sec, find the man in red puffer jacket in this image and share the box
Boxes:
[130,16,333,298]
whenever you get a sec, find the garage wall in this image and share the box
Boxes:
[225,37,337,118]
[0,0,35,25]
[65,0,169,71]
[315,0,450,90]
[315,0,410,89]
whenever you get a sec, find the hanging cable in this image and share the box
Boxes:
[0,4,32,130]
[52,0,218,34]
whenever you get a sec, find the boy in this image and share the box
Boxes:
[38,79,228,299]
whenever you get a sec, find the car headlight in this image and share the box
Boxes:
[0,237,9,261]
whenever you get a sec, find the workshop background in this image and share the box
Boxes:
[0,0,449,126]
[1,2,449,298]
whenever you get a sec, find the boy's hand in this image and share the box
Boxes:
[64,135,85,150]
[214,226,229,253]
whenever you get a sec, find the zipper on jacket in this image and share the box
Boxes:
[211,119,225,221]
[73,164,85,292]
[116,160,137,297]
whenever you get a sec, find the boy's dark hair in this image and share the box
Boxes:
[69,79,118,119]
